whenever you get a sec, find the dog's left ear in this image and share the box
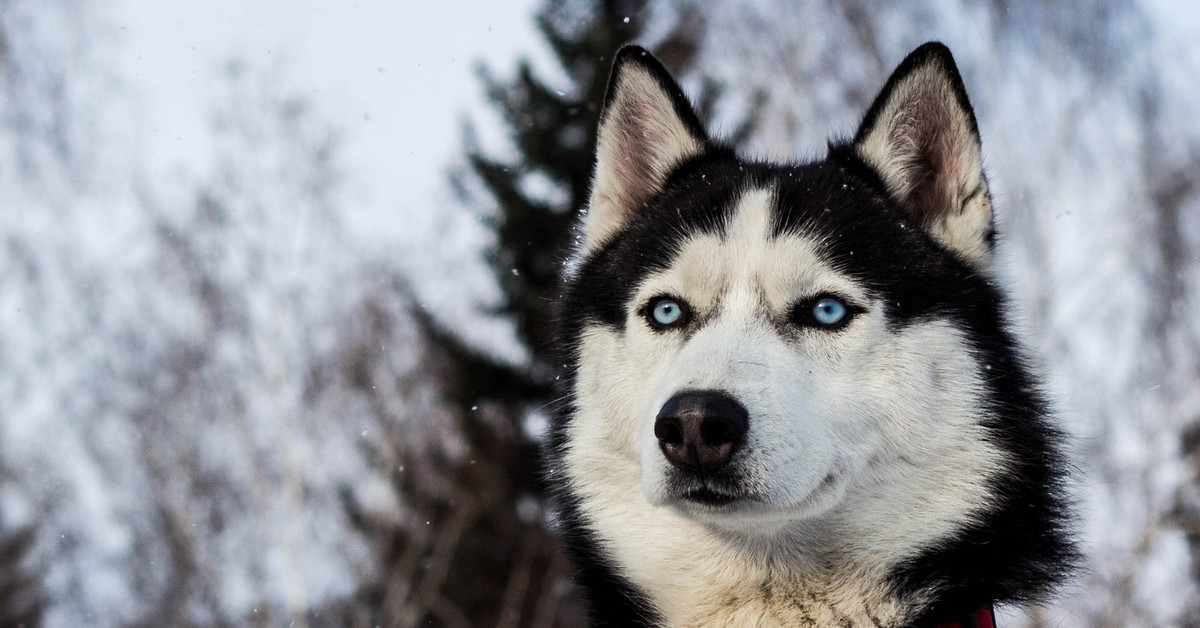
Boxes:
[583,46,707,251]
[853,42,994,269]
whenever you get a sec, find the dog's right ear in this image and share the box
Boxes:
[582,46,707,251]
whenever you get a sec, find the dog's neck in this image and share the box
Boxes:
[577,492,907,626]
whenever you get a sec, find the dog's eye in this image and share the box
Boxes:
[644,296,689,330]
[791,295,858,330]
[812,298,847,326]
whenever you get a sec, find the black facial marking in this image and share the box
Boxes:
[564,143,997,342]
[564,147,742,331]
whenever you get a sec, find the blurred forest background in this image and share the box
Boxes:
[3,0,1200,626]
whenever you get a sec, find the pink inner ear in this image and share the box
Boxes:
[602,84,698,216]
[610,96,661,210]
[888,96,972,227]
[587,55,705,248]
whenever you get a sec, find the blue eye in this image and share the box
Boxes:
[811,297,848,326]
[647,297,687,329]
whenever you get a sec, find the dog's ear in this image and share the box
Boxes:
[583,45,707,251]
[853,42,994,269]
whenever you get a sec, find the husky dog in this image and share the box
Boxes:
[548,42,1075,627]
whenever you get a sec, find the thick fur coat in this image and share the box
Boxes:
[547,42,1076,627]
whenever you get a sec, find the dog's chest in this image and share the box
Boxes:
[598,514,909,627]
[650,573,907,628]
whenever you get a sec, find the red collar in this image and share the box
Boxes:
[936,604,995,628]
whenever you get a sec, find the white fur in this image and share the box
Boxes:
[563,187,1006,626]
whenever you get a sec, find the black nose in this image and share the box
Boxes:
[654,391,749,474]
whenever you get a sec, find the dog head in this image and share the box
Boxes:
[559,43,1007,538]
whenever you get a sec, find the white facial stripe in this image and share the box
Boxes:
[726,187,775,253]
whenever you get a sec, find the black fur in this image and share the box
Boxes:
[548,42,1076,627]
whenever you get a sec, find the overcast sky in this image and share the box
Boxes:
[110,0,543,242]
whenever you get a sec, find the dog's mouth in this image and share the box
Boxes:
[681,486,740,506]
[664,468,850,526]
[666,472,754,509]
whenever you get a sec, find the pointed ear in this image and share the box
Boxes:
[853,42,994,269]
[583,45,707,250]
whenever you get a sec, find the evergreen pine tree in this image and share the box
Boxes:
[456,0,719,405]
